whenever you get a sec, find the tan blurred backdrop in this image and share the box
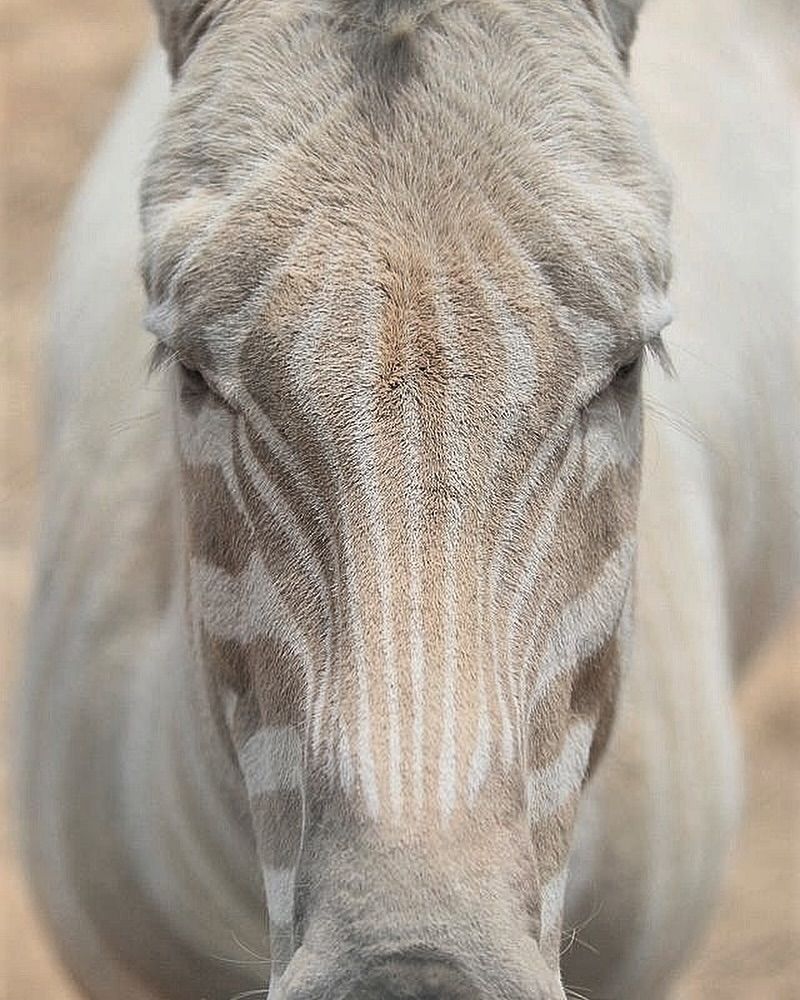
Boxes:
[2,2,798,997]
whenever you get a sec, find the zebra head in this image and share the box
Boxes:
[141,0,671,996]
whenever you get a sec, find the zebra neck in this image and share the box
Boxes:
[122,608,268,968]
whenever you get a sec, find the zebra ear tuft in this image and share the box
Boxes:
[150,0,231,77]
[588,0,646,69]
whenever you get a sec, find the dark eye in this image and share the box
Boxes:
[613,354,642,387]
[149,341,213,405]
[178,361,210,401]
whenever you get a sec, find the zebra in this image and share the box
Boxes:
[15,0,799,998]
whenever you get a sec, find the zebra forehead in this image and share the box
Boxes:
[141,0,672,378]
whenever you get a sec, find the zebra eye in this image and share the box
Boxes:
[178,361,210,401]
[149,341,213,403]
[612,354,642,387]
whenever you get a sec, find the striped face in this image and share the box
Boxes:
[141,0,671,994]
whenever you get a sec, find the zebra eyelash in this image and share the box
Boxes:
[148,340,214,404]
[644,334,675,378]
[148,340,178,378]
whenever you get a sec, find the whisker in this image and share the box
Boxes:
[560,924,579,958]
[210,953,271,967]
[229,930,272,965]
[106,410,162,438]
[562,928,600,957]
[565,988,592,1000]
[643,397,710,450]
[560,895,605,959]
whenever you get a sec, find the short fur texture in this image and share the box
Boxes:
[15,1,800,999]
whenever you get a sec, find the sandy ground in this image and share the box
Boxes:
[1,2,798,998]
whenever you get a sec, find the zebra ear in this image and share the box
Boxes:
[589,0,646,68]
[150,0,231,77]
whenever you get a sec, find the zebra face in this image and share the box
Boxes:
[140,0,671,992]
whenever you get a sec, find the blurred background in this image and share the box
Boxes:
[2,1,798,997]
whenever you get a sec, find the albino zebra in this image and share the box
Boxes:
[15,0,799,998]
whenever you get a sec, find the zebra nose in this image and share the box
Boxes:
[278,946,566,1000]
[344,954,476,999]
